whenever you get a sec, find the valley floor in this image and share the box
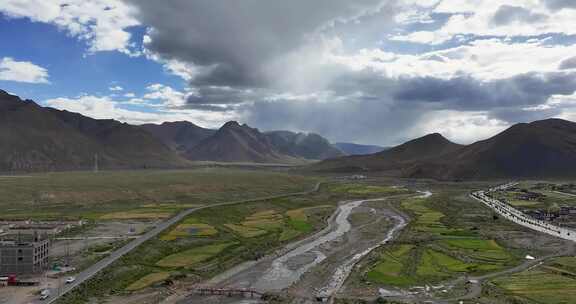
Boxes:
[3,169,576,304]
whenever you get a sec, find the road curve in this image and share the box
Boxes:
[38,182,323,304]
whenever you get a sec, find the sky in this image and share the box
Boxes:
[1,0,576,146]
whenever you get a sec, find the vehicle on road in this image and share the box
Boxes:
[40,289,51,300]
[65,277,76,284]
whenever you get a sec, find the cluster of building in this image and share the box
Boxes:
[524,207,576,222]
[471,183,576,242]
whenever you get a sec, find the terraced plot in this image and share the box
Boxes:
[367,245,416,287]
[441,239,513,272]
[493,269,576,303]
[126,272,171,291]
[224,224,268,238]
[401,198,455,234]
[242,210,285,230]
[417,249,472,278]
[365,194,519,288]
[156,243,234,268]
[161,223,218,241]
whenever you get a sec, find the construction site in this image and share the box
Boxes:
[0,219,155,303]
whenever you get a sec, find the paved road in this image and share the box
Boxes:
[36,182,323,304]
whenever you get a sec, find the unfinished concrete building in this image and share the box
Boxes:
[0,235,49,275]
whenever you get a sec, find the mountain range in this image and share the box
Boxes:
[6,89,576,179]
[312,118,576,179]
[0,90,348,171]
[142,121,345,163]
[0,90,187,171]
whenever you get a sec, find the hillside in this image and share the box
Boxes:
[185,121,302,164]
[141,121,215,152]
[312,119,576,179]
[265,131,344,160]
[0,90,188,172]
[311,133,463,173]
[408,119,576,179]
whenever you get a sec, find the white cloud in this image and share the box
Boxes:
[109,85,123,91]
[0,0,140,54]
[410,110,510,144]
[332,38,576,81]
[0,57,50,83]
[391,0,576,45]
[44,94,233,127]
[123,92,135,98]
[143,83,191,107]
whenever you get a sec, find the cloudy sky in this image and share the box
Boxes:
[2,0,576,145]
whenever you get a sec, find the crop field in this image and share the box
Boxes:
[125,272,171,291]
[160,222,218,241]
[366,245,416,287]
[329,183,407,196]
[400,198,455,235]
[0,168,318,220]
[58,182,409,303]
[361,186,525,290]
[156,242,234,267]
[491,257,576,304]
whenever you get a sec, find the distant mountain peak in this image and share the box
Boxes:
[222,121,242,129]
[161,121,197,127]
[416,132,449,142]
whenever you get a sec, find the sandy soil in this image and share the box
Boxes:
[0,277,60,304]
[51,221,157,259]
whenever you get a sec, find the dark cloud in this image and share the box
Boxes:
[240,96,426,145]
[542,0,576,10]
[187,86,266,105]
[128,0,391,88]
[125,0,576,145]
[560,56,576,70]
[238,71,576,144]
[394,72,576,112]
[490,107,563,123]
[492,5,548,25]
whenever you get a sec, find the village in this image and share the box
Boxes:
[492,183,576,227]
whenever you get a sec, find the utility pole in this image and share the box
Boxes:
[93,153,99,173]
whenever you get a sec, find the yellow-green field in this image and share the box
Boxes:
[100,210,172,220]
[329,184,406,195]
[242,210,285,230]
[160,223,218,241]
[224,224,268,238]
[367,245,416,286]
[489,256,576,303]
[400,197,454,234]
[156,243,234,268]
[126,272,171,291]
[365,192,521,288]
[0,168,318,219]
[54,180,413,304]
